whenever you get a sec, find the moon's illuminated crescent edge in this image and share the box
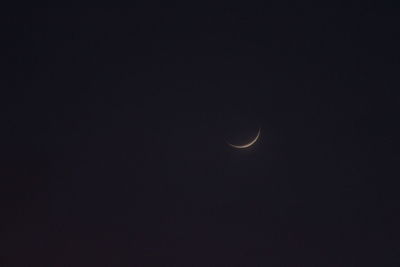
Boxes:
[227,128,261,149]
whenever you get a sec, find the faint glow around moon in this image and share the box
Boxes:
[227,128,261,149]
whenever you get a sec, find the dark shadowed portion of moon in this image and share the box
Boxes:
[218,112,260,148]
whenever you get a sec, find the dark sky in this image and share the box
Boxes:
[1,5,400,266]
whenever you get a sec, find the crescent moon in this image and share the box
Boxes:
[227,128,261,149]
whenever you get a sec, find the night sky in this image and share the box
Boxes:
[2,6,400,266]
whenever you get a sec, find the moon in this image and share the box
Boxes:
[227,128,261,149]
